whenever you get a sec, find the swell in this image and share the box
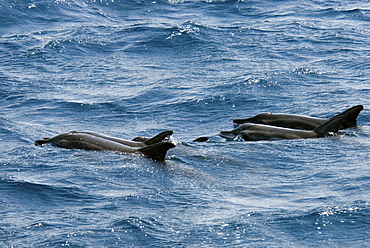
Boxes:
[0,0,111,30]
[313,7,370,21]
[0,178,89,203]
[269,204,370,243]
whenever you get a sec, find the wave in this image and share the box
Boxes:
[110,216,179,246]
[192,203,370,247]
[314,7,369,20]
[270,203,370,240]
[0,178,90,205]
[0,178,81,195]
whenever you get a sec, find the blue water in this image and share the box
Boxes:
[1,0,370,247]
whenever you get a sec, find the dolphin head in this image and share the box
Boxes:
[219,131,238,140]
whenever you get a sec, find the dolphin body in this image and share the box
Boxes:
[69,130,173,147]
[35,130,175,161]
[220,115,345,141]
[233,105,363,130]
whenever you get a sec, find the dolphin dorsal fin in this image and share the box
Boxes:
[144,130,173,145]
[314,115,344,137]
[139,142,175,161]
[330,105,364,129]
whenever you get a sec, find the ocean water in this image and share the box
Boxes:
[1,0,369,247]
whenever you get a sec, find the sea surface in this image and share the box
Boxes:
[1,0,370,247]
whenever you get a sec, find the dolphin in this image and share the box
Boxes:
[35,130,175,161]
[220,115,344,141]
[232,105,363,130]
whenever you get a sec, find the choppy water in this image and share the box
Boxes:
[1,0,369,247]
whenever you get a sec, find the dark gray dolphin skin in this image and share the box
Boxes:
[72,130,173,147]
[220,115,345,141]
[233,105,364,130]
[133,135,210,143]
[35,130,175,161]
[192,137,209,142]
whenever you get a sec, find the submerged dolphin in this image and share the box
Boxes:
[35,130,175,161]
[233,105,363,130]
[220,115,344,141]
